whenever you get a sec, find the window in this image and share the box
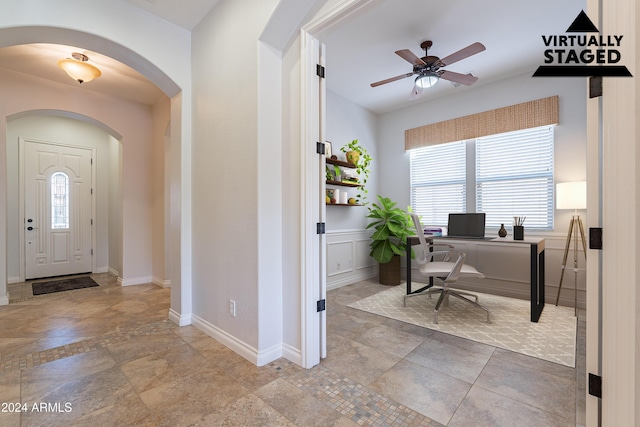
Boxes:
[410,141,466,226]
[410,125,555,230]
[51,172,70,229]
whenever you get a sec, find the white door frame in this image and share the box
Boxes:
[18,137,97,282]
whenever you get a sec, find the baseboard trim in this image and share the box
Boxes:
[0,294,8,306]
[119,276,153,287]
[191,313,282,366]
[95,266,109,274]
[108,267,120,278]
[282,343,302,366]
[7,276,22,285]
[327,269,376,291]
[168,308,192,326]
[152,277,171,288]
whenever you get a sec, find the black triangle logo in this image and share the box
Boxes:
[566,10,599,32]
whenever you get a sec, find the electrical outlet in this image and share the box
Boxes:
[229,300,236,317]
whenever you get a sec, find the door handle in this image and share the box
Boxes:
[27,226,38,231]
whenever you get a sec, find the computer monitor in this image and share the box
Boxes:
[447,213,486,238]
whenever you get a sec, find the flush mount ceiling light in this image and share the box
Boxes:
[57,52,101,84]
[415,71,440,89]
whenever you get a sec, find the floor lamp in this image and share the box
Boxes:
[555,181,587,315]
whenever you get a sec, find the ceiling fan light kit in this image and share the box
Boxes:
[415,72,439,88]
[371,40,485,99]
[58,52,101,84]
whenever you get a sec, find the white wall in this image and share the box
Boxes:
[151,97,171,287]
[325,90,379,288]
[377,72,588,307]
[326,90,379,230]
[6,114,115,280]
[108,134,122,278]
[190,0,281,364]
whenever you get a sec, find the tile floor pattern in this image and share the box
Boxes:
[0,275,586,426]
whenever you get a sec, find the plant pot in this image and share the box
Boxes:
[346,150,360,165]
[378,255,401,286]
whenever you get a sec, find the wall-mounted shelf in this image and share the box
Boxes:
[326,180,362,188]
[326,157,362,206]
[326,157,356,169]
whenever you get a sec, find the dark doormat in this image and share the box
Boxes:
[32,276,99,295]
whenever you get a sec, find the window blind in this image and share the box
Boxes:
[410,141,466,226]
[476,126,554,229]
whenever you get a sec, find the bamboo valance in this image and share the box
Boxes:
[404,95,559,150]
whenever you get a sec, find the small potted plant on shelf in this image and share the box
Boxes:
[366,195,415,285]
[340,139,372,204]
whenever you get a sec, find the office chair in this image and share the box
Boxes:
[406,213,490,324]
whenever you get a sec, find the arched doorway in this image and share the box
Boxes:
[0,25,191,323]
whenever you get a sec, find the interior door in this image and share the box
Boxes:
[24,140,93,279]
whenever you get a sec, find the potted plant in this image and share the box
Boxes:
[366,195,415,285]
[340,139,372,204]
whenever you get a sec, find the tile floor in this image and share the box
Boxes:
[0,274,585,426]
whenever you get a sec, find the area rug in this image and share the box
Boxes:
[32,276,99,295]
[347,284,577,367]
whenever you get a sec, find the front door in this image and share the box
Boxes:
[24,140,93,279]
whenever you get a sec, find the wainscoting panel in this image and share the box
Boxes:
[326,229,376,290]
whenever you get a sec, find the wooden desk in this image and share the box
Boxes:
[406,235,545,322]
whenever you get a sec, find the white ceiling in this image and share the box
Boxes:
[320,0,585,114]
[122,0,221,31]
[0,0,584,111]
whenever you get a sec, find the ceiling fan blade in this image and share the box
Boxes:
[438,42,486,67]
[370,72,414,87]
[395,49,426,66]
[439,70,479,86]
[408,84,423,100]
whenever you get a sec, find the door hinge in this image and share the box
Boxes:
[91,188,93,195]
[316,222,325,235]
[91,158,93,165]
[90,219,93,225]
[316,141,325,155]
[589,227,602,250]
[317,299,326,312]
[589,76,603,98]
[316,64,325,79]
[91,249,94,256]
[588,373,602,398]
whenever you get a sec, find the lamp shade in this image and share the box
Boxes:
[556,181,586,210]
[58,53,101,84]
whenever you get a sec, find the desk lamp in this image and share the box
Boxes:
[555,181,587,315]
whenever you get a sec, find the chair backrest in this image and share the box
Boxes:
[410,213,429,264]
[410,212,467,281]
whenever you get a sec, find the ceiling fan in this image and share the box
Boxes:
[370,40,486,99]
